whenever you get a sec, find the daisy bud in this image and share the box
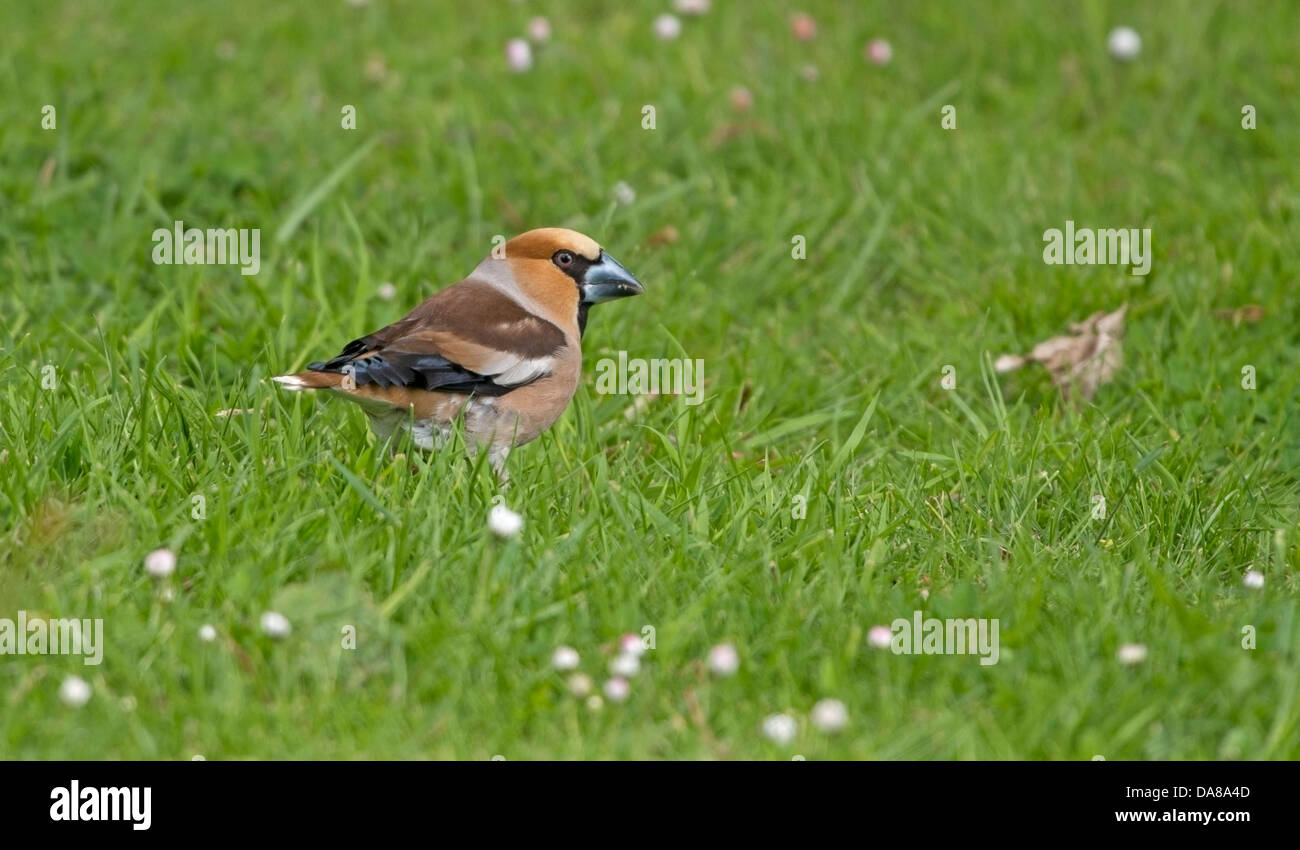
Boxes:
[1243,570,1265,589]
[198,624,218,643]
[867,625,893,649]
[364,55,387,82]
[612,181,636,205]
[567,673,593,698]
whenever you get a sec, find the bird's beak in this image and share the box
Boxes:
[579,252,644,304]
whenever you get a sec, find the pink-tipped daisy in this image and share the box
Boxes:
[505,39,533,73]
[144,548,176,579]
[603,677,630,702]
[654,14,682,41]
[865,38,893,66]
[706,642,740,676]
[790,13,816,42]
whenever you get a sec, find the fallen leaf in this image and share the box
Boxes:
[995,304,1127,401]
[644,225,679,247]
[707,119,771,148]
[1213,304,1264,323]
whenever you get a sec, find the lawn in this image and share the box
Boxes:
[2,0,1298,760]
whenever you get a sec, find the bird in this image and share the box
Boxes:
[272,227,644,476]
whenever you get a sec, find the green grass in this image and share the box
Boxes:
[2,0,1298,760]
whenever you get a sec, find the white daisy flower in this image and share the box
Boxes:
[552,645,580,670]
[1107,27,1141,61]
[1117,643,1147,665]
[810,699,848,733]
[488,504,524,538]
[59,675,92,708]
[762,713,797,745]
[260,611,291,639]
[609,653,640,678]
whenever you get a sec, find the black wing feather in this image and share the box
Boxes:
[309,350,522,396]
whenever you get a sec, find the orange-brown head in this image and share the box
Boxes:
[481,228,643,336]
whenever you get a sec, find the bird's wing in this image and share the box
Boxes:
[307,281,568,396]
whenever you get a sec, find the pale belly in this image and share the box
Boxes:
[363,395,526,454]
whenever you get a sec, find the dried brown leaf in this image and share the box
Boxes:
[1213,304,1265,323]
[995,304,1127,401]
[644,225,680,247]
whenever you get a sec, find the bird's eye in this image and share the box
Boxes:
[554,250,575,267]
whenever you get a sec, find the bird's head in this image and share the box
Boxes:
[492,228,644,335]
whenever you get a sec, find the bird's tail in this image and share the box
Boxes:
[271,371,345,391]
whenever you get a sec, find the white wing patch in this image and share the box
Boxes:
[492,356,555,386]
[271,375,308,390]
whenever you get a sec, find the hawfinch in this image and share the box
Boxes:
[273,228,643,474]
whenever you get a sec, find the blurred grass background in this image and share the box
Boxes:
[1,0,1298,758]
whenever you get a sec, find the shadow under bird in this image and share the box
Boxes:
[273,227,644,475]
